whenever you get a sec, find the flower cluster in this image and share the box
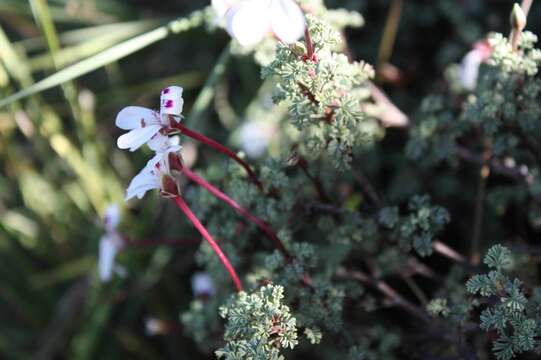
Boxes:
[116,86,184,201]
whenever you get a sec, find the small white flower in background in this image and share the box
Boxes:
[116,86,184,152]
[239,120,273,158]
[459,40,492,91]
[213,0,306,47]
[191,272,216,297]
[98,204,125,282]
[125,137,181,201]
[144,318,172,336]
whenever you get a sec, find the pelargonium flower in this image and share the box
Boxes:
[459,40,492,91]
[116,86,184,151]
[212,0,306,47]
[98,204,125,282]
[125,136,181,201]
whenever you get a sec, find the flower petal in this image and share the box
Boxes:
[160,86,184,116]
[459,50,483,91]
[147,133,181,153]
[99,235,119,282]
[125,166,160,201]
[115,106,159,130]
[212,0,231,18]
[270,0,305,44]
[226,0,271,47]
[117,125,162,152]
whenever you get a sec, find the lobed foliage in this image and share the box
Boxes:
[1,1,541,360]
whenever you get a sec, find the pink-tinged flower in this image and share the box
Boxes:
[98,204,125,282]
[214,0,306,47]
[191,272,216,297]
[125,137,181,201]
[116,86,184,152]
[459,40,492,91]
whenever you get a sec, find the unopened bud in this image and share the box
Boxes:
[168,152,184,172]
[160,174,179,198]
[510,3,527,31]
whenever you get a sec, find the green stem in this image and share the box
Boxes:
[376,0,403,81]
[185,42,232,132]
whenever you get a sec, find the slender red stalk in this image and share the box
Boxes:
[181,167,291,259]
[303,28,317,62]
[173,195,243,292]
[170,122,262,191]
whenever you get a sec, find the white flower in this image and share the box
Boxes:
[459,41,492,91]
[212,0,231,18]
[215,0,306,47]
[191,272,216,297]
[125,136,181,201]
[98,232,124,282]
[116,86,184,152]
[98,204,124,282]
[239,120,273,158]
[103,203,120,232]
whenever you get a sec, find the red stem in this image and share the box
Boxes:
[303,27,317,62]
[181,167,291,259]
[173,195,243,292]
[170,122,262,191]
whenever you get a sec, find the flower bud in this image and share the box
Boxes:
[168,151,184,173]
[160,86,184,116]
[160,174,179,198]
[510,3,526,31]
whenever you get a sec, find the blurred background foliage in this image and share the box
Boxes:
[0,0,540,359]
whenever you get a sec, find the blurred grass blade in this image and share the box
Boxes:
[30,0,82,126]
[30,257,94,289]
[186,41,232,131]
[0,0,117,24]
[0,27,33,86]
[28,21,159,70]
[0,10,206,109]
[15,20,159,52]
